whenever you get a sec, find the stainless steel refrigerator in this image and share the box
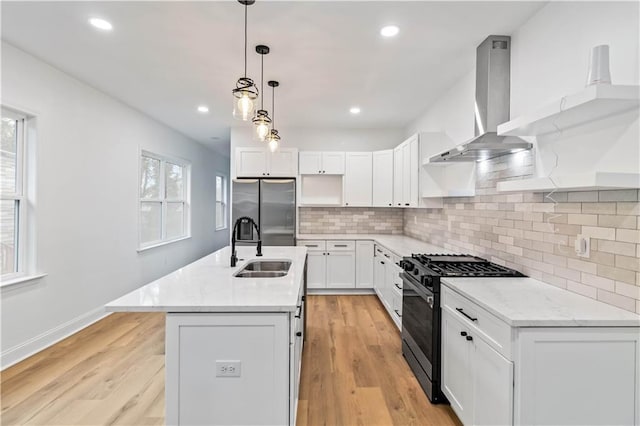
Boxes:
[232,179,296,246]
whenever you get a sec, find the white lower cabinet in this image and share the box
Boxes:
[441,284,640,426]
[326,251,355,288]
[373,243,402,330]
[298,240,360,289]
[355,241,374,288]
[306,251,327,289]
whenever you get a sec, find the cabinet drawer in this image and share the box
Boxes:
[297,240,326,252]
[442,285,512,359]
[327,240,355,251]
[391,291,402,329]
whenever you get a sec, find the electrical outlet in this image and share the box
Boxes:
[574,234,590,258]
[215,360,241,377]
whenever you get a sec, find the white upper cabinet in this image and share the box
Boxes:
[298,152,322,174]
[393,145,403,207]
[372,150,393,207]
[322,152,345,174]
[235,147,298,178]
[236,147,267,177]
[299,152,345,175]
[393,135,420,208]
[269,148,298,176]
[344,152,372,207]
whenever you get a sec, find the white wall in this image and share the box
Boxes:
[0,42,230,368]
[405,1,640,173]
[231,126,403,152]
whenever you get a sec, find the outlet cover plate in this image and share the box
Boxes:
[215,360,241,377]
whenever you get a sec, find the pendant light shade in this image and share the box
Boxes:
[232,0,258,121]
[252,45,272,141]
[265,80,281,152]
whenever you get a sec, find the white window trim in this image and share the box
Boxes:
[138,149,192,251]
[215,174,228,231]
[0,106,40,288]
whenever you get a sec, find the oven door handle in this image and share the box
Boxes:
[401,273,435,307]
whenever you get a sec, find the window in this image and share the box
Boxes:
[139,151,190,249]
[216,175,227,230]
[1,108,30,280]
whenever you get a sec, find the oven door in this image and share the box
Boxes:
[401,272,436,380]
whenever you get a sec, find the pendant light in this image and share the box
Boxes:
[266,80,281,152]
[252,45,272,141]
[232,0,258,121]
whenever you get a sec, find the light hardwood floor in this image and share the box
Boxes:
[1,296,461,426]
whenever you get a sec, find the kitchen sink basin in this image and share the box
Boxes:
[234,270,288,278]
[234,260,291,278]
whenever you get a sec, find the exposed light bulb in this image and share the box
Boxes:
[256,122,270,141]
[268,138,279,152]
[380,25,399,37]
[235,93,254,121]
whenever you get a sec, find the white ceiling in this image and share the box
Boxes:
[1,1,545,154]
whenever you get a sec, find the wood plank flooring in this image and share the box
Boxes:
[297,295,460,426]
[1,296,461,426]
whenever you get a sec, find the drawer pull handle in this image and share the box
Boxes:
[466,335,473,342]
[460,331,467,337]
[456,308,478,322]
[295,306,302,318]
[306,245,318,248]
[296,331,302,337]
[394,283,402,290]
[380,261,385,265]
[384,254,390,258]
[334,244,348,247]
[394,309,402,318]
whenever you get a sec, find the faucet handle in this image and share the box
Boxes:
[256,241,263,257]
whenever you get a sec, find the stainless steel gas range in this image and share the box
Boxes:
[399,254,525,403]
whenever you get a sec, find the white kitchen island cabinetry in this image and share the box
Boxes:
[106,246,308,426]
[441,278,640,426]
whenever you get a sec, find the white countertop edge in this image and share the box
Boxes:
[105,305,298,313]
[297,233,454,257]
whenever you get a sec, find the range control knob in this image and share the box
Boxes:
[423,276,433,287]
[412,269,419,276]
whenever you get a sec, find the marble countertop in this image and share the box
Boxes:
[297,234,455,257]
[105,246,307,313]
[442,277,640,327]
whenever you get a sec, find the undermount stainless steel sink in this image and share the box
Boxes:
[234,260,291,278]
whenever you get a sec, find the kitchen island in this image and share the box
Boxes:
[106,245,308,426]
[440,277,640,426]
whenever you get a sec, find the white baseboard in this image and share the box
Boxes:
[1,306,111,370]
[307,288,376,295]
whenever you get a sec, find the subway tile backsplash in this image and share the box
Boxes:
[298,152,639,314]
[299,207,404,235]
[404,151,640,314]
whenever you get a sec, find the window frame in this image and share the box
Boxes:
[215,174,228,231]
[138,149,191,251]
[1,106,41,286]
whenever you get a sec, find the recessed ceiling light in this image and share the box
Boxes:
[197,105,209,113]
[349,106,361,115]
[380,25,399,37]
[89,17,113,31]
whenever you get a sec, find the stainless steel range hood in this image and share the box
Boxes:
[430,35,532,163]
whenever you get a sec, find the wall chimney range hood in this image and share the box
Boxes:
[430,35,532,163]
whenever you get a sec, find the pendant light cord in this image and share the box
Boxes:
[243,2,248,78]
[260,54,264,109]
[271,84,276,127]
